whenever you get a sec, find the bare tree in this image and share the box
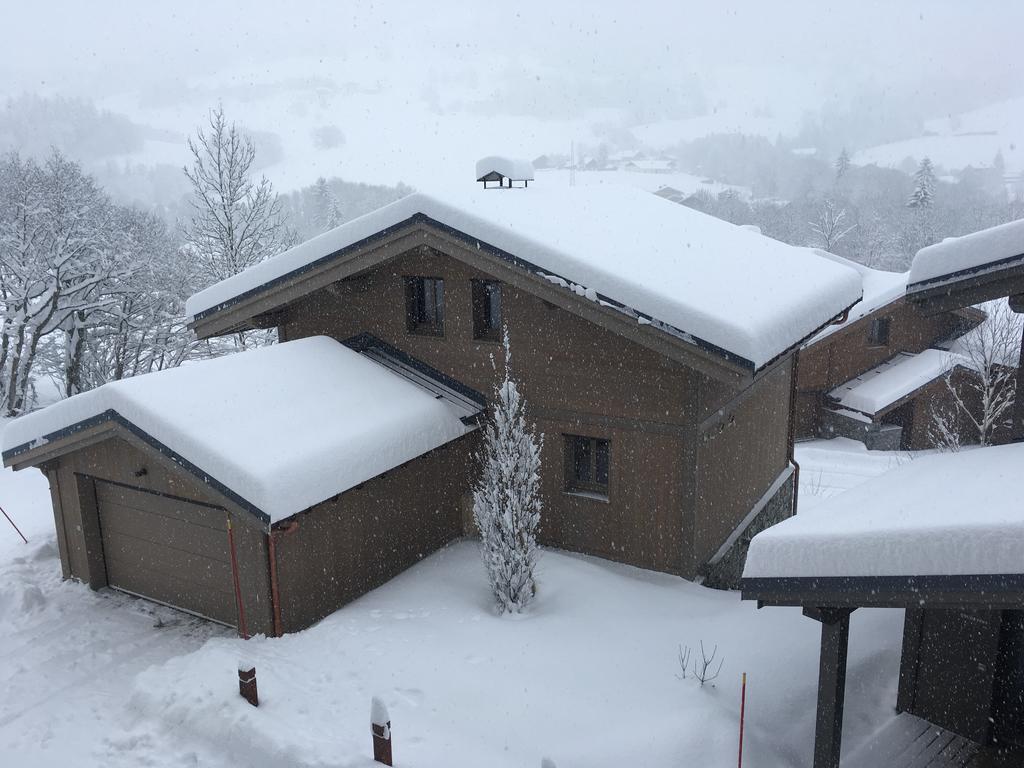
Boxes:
[808,199,856,252]
[183,106,292,351]
[939,301,1021,446]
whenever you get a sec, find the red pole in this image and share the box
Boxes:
[1,504,27,544]
[738,672,747,768]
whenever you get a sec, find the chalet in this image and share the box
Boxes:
[475,156,534,188]
[796,253,986,450]
[742,217,1024,768]
[2,182,862,636]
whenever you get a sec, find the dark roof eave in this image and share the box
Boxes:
[3,409,272,527]
[190,212,857,378]
[906,251,1024,297]
[741,573,1024,610]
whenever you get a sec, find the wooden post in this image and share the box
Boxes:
[806,607,854,768]
[371,697,393,766]
[738,672,747,768]
[238,662,258,707]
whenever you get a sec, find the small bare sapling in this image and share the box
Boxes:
[677,641,724,687]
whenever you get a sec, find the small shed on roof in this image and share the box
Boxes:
[3,336,482,636]
[475,155,534,188]
[742,444,1024,767]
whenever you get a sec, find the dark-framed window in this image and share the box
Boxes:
[472,280,502,341]
[404,276,445,336]
[565,435,610,496]
[868,316,891,346]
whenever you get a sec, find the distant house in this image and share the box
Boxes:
[475,155,534,188]
[796,253,986,450]
[623,158,676,173]
[742,218,1024,768]
[2,184,860,635]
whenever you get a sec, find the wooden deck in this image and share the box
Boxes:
[845,714,981,768]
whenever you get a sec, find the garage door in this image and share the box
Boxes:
[95,480,238,626]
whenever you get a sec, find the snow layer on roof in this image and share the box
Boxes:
[475,156,534,181]
[829,349,956,416]
[909,218,1024,288]
[744,443,1024,578]
[2,337,472,524]
[806,252,907,344]
[187,186,863,369]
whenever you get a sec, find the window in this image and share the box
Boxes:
[472,280,502,341]
[405,277,445,335]
[565,435,610,496]
[868,316,891,346]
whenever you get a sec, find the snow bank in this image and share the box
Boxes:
[806,251,907,344]
[187,186,862,369]
[2,338,473,524]
[828,349,955,415]
[744,443,1024,578]
[475,155,534,181]
[909,218,1024,288]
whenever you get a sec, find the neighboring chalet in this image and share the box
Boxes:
[742,217,1024,768]
[796,252,985,450]
[2,181,862,636]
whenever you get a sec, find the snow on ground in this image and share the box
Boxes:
[0,430,906,767]
[532,167,750,199]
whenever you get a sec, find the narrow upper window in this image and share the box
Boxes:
[868,316,891,346]
[405,277,445,336]
[472,280,502,341]
[565,435,610,496]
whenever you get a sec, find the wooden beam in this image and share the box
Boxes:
[805,607,855,768]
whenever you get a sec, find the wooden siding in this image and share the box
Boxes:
[273,436,473,633]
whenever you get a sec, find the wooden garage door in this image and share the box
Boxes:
[95,480,237,626]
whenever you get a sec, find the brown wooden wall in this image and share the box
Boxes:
[796,299,968,439]
[693,360,793,567]
[42,435,274,635]
[273,437,473,633]
[279,244,788,578]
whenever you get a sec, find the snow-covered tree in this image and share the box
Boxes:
[311,177,343,232]
[834,148,850,180]
[808,199,856,252]
[472,329,544,614]
[939,301,1020,446]
[907,157,936,208]
[183,105,292,288]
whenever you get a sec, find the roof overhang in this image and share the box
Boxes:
[906,254,1024,315]
[741,573,1024,610]
[189,215,857,386]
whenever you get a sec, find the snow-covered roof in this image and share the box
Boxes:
[187,186,863,371]
[828,349,955,416]
[2,337,476,525]
[805,252,907,345]
[908,218,1024,290]
[743,443,1024,578]
[475,156,534,182]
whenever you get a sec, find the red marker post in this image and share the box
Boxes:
[738,672,747,768]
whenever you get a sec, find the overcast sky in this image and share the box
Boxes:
[4,1,1022,124]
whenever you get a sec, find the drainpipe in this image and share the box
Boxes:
[787,350,801,516]
[267,520,300,638]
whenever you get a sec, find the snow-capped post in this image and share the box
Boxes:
[472,327,544,614]
[237,661,258,707]
[371,696,392,766]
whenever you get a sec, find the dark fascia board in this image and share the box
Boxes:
[2,409,271,527]
[741,573,1024,610]
[906,254,1024,315]
[190,212,860,378]
[342,331,487,409]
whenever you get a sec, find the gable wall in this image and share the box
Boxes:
[279,244,784,577]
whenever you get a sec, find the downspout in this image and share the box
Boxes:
[226,517,249,640]
[267,520,300,638]
[787,350,801,516]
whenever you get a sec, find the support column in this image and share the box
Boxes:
[1013,316,1024,443]
[804,607,855,768]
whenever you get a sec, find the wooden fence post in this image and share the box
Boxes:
[371,697,393,766]
[238,661,258,707]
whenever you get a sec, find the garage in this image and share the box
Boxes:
[94,480,238,626]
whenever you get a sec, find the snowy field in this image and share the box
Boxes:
[0,436,906,767]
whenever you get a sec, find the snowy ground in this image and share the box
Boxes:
[0,436,908,767]
[796,437,912,512]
